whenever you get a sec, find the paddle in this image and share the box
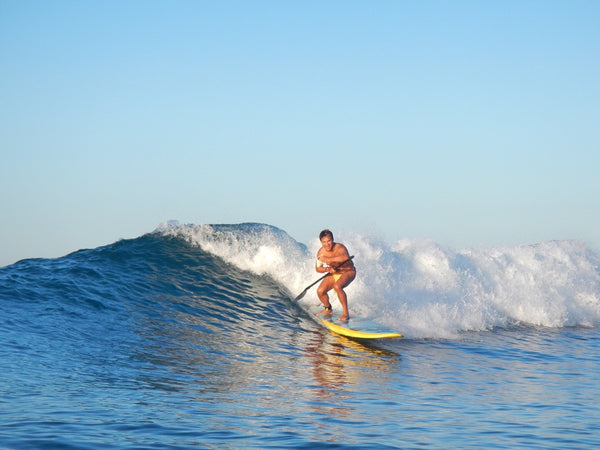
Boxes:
[294,255,354,301]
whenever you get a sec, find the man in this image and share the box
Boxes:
[315,229,356,321]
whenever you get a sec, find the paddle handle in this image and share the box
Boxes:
[294,255,354,301]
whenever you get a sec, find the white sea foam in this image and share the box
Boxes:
[157,222,600,338]
[156,221,314,290]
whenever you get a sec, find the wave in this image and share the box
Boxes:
[2,222,600,340]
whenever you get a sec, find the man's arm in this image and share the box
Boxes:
[321,244,351,266]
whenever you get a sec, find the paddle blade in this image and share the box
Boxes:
[294,289,309,301]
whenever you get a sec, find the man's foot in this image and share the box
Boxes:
[338,314,350,322]
[317,305,333,316]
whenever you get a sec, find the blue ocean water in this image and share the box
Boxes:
[1,222,599,448]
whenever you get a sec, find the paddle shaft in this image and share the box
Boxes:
[294,255,354,301]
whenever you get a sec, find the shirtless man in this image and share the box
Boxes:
[315,229,356,321]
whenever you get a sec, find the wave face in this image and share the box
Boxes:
[0,229,298,370]
[156,222,600,338]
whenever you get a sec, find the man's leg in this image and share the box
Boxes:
[316,276,334,315]
[333,272,355,320]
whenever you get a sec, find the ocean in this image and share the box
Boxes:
[1,222,599,449]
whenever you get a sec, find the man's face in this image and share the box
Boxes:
[320,236,333,251]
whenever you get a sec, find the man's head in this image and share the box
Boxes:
[319,229,333,241]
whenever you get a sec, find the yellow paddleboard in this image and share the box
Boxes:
[308,305,403,339]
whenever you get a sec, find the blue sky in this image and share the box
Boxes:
[1,0,599,266]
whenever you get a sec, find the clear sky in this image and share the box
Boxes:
[1,0,599,266]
